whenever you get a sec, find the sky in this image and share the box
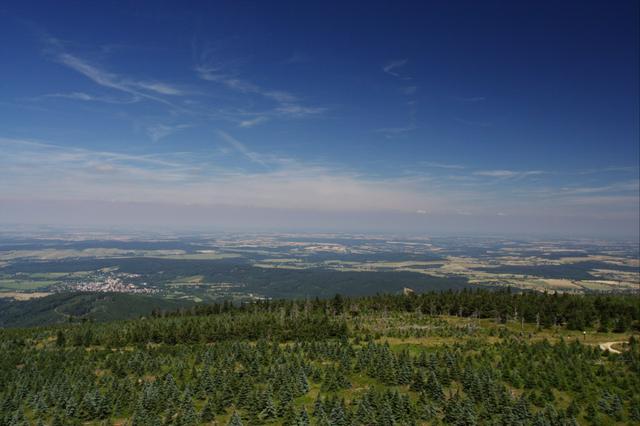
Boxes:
[0,1,638,237]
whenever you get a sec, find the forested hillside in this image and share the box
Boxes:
[0,293,193,328]
[0,291,639,425]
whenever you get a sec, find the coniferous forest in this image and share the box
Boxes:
[0,290,639,425]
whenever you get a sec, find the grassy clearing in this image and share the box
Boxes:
[358,313,639,353]
[0,291,52,300]
[0,279,57,290]
[27,272,69,279]
[170,275,205,284]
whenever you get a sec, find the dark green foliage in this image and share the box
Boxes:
[0,292,192,327]
[0,291,638,425]
[228,411,243,426]
[200,399,215,423]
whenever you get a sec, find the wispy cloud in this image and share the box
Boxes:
[1,136,638,233]
[195,60,324,123]
[381,60,418,135]
[196,65,296,102]
[0,137,185,169]
[38,34,329,135]
[135,81,184,96]
[215,130,295,168]
[146,124,191,142]
[556,180,640,195]
[474,169,545,179]
[423,161,466,170]
[401,86,418,95]
[0,136,447,212]
[576,166,639,175]
[216,130,267,166]
[55,52,186,106]
[43,91,139,104]
[383,59,409,78]
[275,104,325,117]
[239,116,269,128]
[40,33,324,130]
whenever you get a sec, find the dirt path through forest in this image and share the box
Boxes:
[599,341,625,354]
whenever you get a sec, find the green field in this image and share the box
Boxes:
[0,279,57,290]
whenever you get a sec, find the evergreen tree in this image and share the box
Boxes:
[297,407,310,426]
[227,411,243,426]
[329,403,347,426]
[281,401,297,426]
[261,393,277,420]
[312,394,324,418]
[56,330,66,347]
[200,399,215,423]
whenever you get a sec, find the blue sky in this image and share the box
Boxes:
[0,1,638,237]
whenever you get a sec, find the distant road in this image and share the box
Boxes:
[599,341,625,354]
